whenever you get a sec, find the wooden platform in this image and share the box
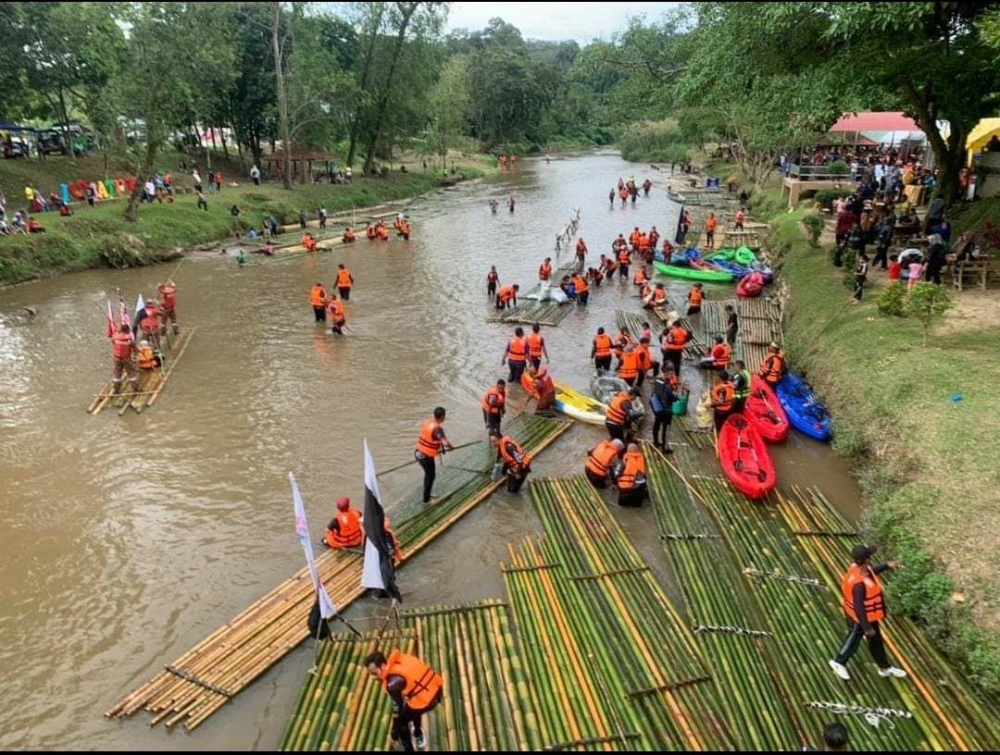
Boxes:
[951,259,991,291]
[486,263,579,326]
[88,328,197,415]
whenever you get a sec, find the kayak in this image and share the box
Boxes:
[552,381,607,425]
[590,373,645,420]
[735,246,756,266]
[654,260,734,283]
[708,248,737,262]
[718,414,777,500]
[744,376,789,442]
[736,271,766,298]
[750,261,774,283]
[775,372,832,442]
[707,258,752,278]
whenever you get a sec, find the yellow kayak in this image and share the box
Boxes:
[552,381,607,425]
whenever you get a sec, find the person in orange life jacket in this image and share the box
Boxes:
[495,283,519,310]
[490,431,532,493]
[711,370,736,432]
[486,266,500,299]
[326,294,347,335]
[598,254,615,279]
[538,257,553,282]
[398,220,411,239]
[482,379,507,435]
[111,322,139,394]
[415,407,454,504]
[585,438,625,488]
[633,264,649,287]
[617,245,631,280]
[503,326,528,383]
[617,344,640,386]
[643,282,668,310]
[612,327,633,365]
[635,337,655,388]
[140,299,163,350]
[758,343,787,386]
[829,544,907,682]
[591,327,614,373]
[572,272,589,306]
[660,320,690,378]
[605,386,640,442]
[575,237,588,268]
[376,221,389,240]
[686,282,704,315]
[137,340,160,370]
[587,266,604,288]
[157,281,179,335]
[364,649,443,752]
[698,335,731,370]
[526,323,549,369]
[324,497,363,549]
[365,223,377,240]
[650,365,677,451]
[616,442,648,508]
[648,225,660,248]
[522,363,555,411]
[734,207,746,231]
[301,232,318,252]
[311,282,328,322]
[336,263,355,301]
[661,238,674,264]
[705,212,718,249]
[343,226,356,243]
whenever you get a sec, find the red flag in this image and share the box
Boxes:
[106,299,115,337]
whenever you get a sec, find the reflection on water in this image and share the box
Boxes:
[0,152,862,749]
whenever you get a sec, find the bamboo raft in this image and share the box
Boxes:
[644,446,1000,750]
[721,230,762,250]
[699,298,780,369]
[279,600,537,751]
[615,309,706,360]
[88,328,197,416]
[487,263,580,327]
[105,413,570,732]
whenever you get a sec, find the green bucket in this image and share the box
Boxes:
[672,394,689,416]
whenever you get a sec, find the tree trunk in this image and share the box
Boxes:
[347,3,385,168]
[124,141,159,222]
[272,1,293,189]
[899,77,964,205]
[221,126,230,160]
[57,88,75,161]
[363,3,418,175]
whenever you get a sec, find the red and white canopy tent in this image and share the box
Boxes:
[829,111,925,147]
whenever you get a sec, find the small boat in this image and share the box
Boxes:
[775,372,832,442]
[737,271,766,298]
[734,246,756,266]
[590,373,645,421]
[552,381,607,425]
[744,377,789,442]
[706,258,752,278]
[653,260,734,283]
[717,414,777,499]
[750,261,774,283]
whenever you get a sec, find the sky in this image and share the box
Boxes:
[446,2,682,43]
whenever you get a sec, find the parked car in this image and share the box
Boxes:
[3,139,30,159]
[36,131,66,155]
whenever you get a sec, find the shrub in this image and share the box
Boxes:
[876,281,906,316]
[841,249,857,287]
[827,160,850,176]
[815,188,854,209]
[800,213,824,248]
[904,281,954,345]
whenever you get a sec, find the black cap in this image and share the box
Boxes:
[852,544,876,563]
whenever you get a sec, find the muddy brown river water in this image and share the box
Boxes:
[0,151,862,749]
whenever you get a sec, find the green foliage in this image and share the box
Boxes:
[826,160,850,176]
[814,188,854,209]
[904,281,954,345]
[876,281,906,317]
[840,248,857,287]
[800,212,824,248]
[618,121,689,163]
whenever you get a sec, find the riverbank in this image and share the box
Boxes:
[0,161,487,287]
[764,199,1000,694]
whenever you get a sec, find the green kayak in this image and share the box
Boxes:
[707,248,737,262]
[735,246,756,265]
[653,260,735,283]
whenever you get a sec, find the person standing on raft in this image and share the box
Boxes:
[326,294,347,335]
[364,649,443,752]
[605,387,640,442]
[711,371,735,432]
[592,327,613,373]
[110,322,140,395]
[503,327,528,384]
[526,323,549,369]
[758,343,786,386]
[415,407,454,504]
[490,431,532,493]
[482,379,507,436]
[311,282,328,323]
[336,264,354,301]
[157,281,180,336]
[828,545,907,682]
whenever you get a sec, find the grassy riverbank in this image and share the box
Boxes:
[0,155,488,287]
[765,199,1000,694]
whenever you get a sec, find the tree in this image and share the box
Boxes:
[272,1,295,188]
[226,2,279,170]
[426,55,471,162]
[345,2,388,168]
[904,281,953,346]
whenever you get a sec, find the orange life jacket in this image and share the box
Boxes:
[381,650,443,712]
[842,563,885,623]
[138,346,156,370]
[636,343,652,372]
[664,326,688,352]
[638,235,650,252]
[618,451,646,491]
[650,288,666,306]
[713,343,731,369]
[526,333,544,358]
[630,230,640,246]
[325,509,363,548]
[506,336,527,363]
[376,226,389,240]
[142,304,160,333]
[586,441,621,477]
[572,275,588,294]
[337,269,352,288]
[705,217,717,232]
[158,285,177,311]
[344,230,356,242]
[593,334,612,358]
[498,436,531,471]
[634,268,648,286]
[618,248,630,266]
[415,418,444,457]
[498,285,516,304]
[618,351,639,380]
[539,262,552,281]
[311,286,327,307]
[401,222,411,235]
[112,331,134,360]
[366,226,377,239]
[302,234,316,250]
[327,299,345,322]
[614,332,633,357]
[759,354,785,384]
[482,386,506,416]
[689,287,703,306]
[606,392,631,425]
[713,382,734,412]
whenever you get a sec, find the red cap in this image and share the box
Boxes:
[336,497,350,511]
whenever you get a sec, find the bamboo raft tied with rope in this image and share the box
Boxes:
[486,262,580,327]
[643,445,1000,751]
[88,327,197,416]
[105,413,570,733]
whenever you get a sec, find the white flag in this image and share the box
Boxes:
[289,472,337,619]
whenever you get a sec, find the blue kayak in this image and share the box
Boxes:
[775,372,832,442]
[708,258,753,278]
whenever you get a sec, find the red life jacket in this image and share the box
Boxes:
[112,331,134,360]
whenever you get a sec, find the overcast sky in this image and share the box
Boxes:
[446,2,682,43]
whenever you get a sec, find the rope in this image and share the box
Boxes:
[804,700,913,729]
[660,533,722,541]
[692,624,774,639]
[742,567,826,589]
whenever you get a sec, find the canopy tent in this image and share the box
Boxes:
[966,117,1000,165]
[831,112,923,133]
[815,131,878,148]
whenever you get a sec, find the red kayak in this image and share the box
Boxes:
[737,270,766,298]
[744,376,790,443]
[717,414,777,499]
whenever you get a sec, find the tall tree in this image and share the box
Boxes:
[426,55,471,162]
[345,2,388,168]
[272,1,295,188]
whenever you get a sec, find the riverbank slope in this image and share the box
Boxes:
[766,198,1000,693]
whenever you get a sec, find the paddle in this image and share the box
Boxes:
[375,440,481,478]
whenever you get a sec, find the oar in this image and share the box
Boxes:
[165,256,184,285]
[375,440,481,478]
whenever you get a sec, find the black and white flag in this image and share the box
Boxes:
[360,440,402,602]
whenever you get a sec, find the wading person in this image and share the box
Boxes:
[486,266,500,300]
[336,264,355,301]
[585,438,624,488]
[363,649,443,752]
[414,407,454,504]
[490,431,532,493]
[829,545,907,681]
[326,294,346,335]
[311,282,328,323]
[592,327,613,373]
[526,323,549,369]
[522,363,555,411]
[503,327,528,384]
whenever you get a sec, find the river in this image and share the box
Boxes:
[0,151,862,750]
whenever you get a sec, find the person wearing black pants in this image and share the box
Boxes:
[829,544,907,681]
[925,237,947,285]
[414,407,453,504]
[364,650,443,752]
[852,253,869,303]
[650,368,676,451]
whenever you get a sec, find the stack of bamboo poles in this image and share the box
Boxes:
[280,600,538,751]
[776,487,1000,750]
[699,299,774,369]
[106,413,570,732]
[673,416,715,451]
[88,327,197,416]
[504,477,735,750]
[721,230,762,250]
[487,263,579,327]
[615,309,705,360]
